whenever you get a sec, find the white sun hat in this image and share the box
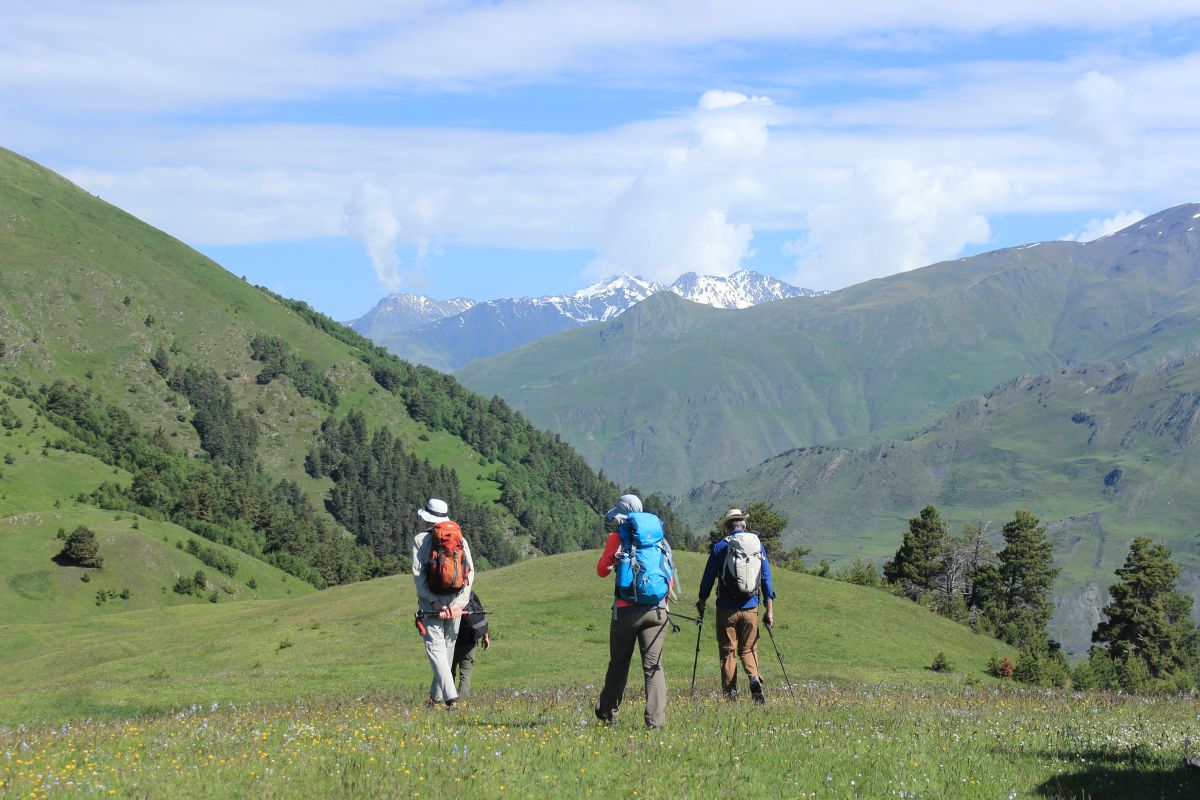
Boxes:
[417,498,450,523]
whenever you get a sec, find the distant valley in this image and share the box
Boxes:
[459,205,1200,495]
[453,204,1200,649]
[684,358,1200,654]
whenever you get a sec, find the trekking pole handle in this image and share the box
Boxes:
[666,610,703,625]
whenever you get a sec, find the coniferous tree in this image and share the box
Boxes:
[59,525,103,568]
[150,345,170,377]
[884,505,947,597]
[1090,537,1199,680]
[973,509,1059,651]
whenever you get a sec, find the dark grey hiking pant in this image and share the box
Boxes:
[452,641,477,699]
[596,605,669,728]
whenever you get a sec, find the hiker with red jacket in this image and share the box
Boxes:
[696,508,776,704]
[413,498,474,709]
[594,494,678,729]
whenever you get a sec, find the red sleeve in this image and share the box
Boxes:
[596,531,621,577]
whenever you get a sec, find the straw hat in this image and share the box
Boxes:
[717,508,748,527]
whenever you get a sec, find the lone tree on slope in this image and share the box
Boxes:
[59,525,103,569]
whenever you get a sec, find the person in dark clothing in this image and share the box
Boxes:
[451,591,490,700]
[696,508,776,703]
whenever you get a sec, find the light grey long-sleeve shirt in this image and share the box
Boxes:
[412,528,474,613]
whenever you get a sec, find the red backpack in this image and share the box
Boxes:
[426,521,469,593]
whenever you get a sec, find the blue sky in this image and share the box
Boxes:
[4,2,1200,321]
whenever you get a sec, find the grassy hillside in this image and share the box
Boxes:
[686,358,1200,655]
[0,390,311,624]
[458,205,1200,494]
[0,550,1016,724]
[0,146,656,582]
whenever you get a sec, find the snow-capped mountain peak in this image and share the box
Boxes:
[572,273,663,300]
[351,270,820,370]
[668,269,820,308]
[348,293,477,337]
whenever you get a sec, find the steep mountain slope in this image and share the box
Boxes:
[361,270,815,371]
[0,146,657,586]
[458,205,1200,494]
[0,550,1016,723]
[686,357,1200,655]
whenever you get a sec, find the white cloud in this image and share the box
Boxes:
[344,183,403,290]
[698,90,773,111]
[4,2,1200,113]
[9,4,1200,299]
[785,160,1007,289]
[1062,210,1146,242]
[342,182,447,291]
[1052,71,1138,160]
[588,91,771,281]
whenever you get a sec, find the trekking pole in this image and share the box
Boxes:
[689,613,704,697]
[414,609,492,634]
[763,623,797,701]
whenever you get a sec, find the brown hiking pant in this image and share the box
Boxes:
[596,605,669,728]
[716,606,761,696]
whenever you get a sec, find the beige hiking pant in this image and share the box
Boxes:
[715,606,761,696]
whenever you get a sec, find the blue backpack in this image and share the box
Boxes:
[614,512,678,605]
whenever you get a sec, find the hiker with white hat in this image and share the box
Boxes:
[695,507,776,703]
[412,498,474,708]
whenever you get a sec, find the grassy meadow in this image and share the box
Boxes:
[3,682,1197,798]
[0,551,1016,723]
[4,550,1198,798]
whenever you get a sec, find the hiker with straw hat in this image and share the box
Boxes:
[696,507,776,703]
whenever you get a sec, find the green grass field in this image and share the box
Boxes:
[2,524,1196,798]
[3,678,1197,798]
[0,551,1017,725]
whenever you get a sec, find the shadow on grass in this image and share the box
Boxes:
[1035,763,1195,799]
[1026,747,1199,799]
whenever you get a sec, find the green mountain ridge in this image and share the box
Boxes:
[458,206,1200,495]
[0,146,669,589]
[684,357,1200,655]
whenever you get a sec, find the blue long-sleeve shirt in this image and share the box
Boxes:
[698,537,776,610]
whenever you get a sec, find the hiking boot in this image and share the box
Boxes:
[749,677,765,705]
[593,706,614,725]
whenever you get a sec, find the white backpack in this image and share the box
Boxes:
[720,531,763,598]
